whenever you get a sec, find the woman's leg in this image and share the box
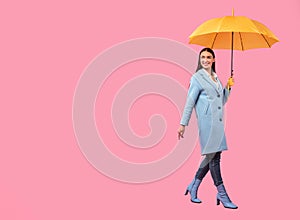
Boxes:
[185,155,210,203]
[185,155,209,203]
[195,155,210,180]
[208,152,223,186]
[208,152,238,209]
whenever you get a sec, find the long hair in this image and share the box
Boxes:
[195,48,216,73]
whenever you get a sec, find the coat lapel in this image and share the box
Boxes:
[198,69,222,94]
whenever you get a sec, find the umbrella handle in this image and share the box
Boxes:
[227,76,234,91]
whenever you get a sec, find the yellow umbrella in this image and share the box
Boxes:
[189,9,279,76]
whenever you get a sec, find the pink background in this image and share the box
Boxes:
[1,0,300,219]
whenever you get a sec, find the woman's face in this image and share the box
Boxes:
[200,51,215,71]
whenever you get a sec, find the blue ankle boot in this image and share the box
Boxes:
[184,178,202,203]
[216,184,238,209]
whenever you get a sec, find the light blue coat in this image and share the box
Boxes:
[180,69,231,155]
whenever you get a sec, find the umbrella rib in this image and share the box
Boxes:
[261,33,271,48]
[238,32,244,51]
[211,33,218,48]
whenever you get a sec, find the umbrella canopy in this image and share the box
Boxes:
[189,10,279,76]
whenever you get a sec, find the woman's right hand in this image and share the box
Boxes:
[177,125,185,140]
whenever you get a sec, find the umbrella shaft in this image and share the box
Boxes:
[231,32,234,77]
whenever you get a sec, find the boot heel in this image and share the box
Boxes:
[216,198,220,205]
[184,189,188,195]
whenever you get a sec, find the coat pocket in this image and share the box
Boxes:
[202,103,211,115]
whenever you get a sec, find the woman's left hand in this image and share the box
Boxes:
[226,77,234,89]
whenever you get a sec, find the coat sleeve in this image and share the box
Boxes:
[180,76,201,126]
[222,87,231,105]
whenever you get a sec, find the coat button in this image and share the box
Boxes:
[218,106,221,109]
[217,94,220,98]
[219,118,222,122]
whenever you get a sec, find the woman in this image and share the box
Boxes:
[178,48,238,209]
